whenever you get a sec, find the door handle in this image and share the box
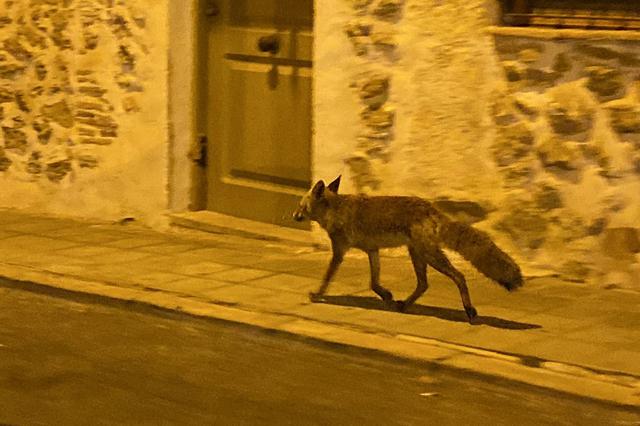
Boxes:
[257,35,280,54]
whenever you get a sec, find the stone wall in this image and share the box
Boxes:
[0,0,169,225]
[490,32,640,288]
[314,0,640,289]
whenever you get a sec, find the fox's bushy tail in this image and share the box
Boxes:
[439,221,523,290]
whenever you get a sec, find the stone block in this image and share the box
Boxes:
[494,37,544,56]
[360,105,394,129]
[524,67,559,87]
[495,205,548,249]
[552,52,571,74]
[537,137,580,170]
[601,227,640,259]
[0,147,11,171]
[501,60,524,82]
[547,104,593,136]
[45,159,72,182]
[0,87,13,103]
[604,100,640,134]
[0,63,26,80]
[41,100,74,128]
[1,126,27,153]
[518,48,540,63]
[373,0,404,21]
[534,183,562,210]
[433,199,488,224]
[359,76,389,108]
[585,66,626,101]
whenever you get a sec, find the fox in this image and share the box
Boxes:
[292,176,523,321]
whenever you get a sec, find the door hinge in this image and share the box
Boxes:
[189,134,208,167]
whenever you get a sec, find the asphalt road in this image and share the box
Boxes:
[0,279,638,426]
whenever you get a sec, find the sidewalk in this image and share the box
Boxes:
[0,208,639,407]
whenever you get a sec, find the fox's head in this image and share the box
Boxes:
[292,175,341,222]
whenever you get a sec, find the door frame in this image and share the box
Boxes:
[168,0,314,224]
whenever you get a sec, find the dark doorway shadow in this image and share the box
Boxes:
[318,295,542,330]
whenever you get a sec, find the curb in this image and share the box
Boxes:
[0,262,639,408]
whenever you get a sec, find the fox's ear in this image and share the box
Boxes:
[311,180,325,199]
[327,175,341,193]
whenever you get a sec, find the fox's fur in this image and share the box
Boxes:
[293,176,523,321]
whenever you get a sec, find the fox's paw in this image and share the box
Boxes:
[308,292,326,303]
[464,306,478,322]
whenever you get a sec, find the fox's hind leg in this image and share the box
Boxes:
[424,247,477,321]
[396,246,429,312]
[309,238,346,302]
[367,250,394,305]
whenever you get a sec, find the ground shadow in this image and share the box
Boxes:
[318,295,542,330]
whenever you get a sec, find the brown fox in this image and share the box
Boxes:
[292,176,523,321]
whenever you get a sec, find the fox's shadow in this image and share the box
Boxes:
[317,295,542,330]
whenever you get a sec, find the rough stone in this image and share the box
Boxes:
[361,105,394,129]
[494,37,544,56]
[346,153,380,192]
[534,184,562,210]
[575,44,620,61]
[349,0,374,9]
[26,152,42,175]
[35,61,47,80]
[604,100,640,134]
[45,159,72,182]
[0,63,26,79]
[537,137,580,170]
[0,16,12,28]
[552,52,571,74]
[586,217,607,236]
[78,86,107,97]
[495,206,548,249]
[547,104,593,136]
[601,227,640,259]
[0,87,13,103]
[493,121,534,167]
[3,38,33,61]
[0,155,11,171]
[525,68,559,86]
[79,137,113,145]
[359,76,389,108]
[518,48,540,63]
[371,30,396,51]
[41,100,74,128]
[491,96,518,126]
[14,92,29,112]
[433,200,488,224]
[501,61,524,82]
[116,74,143,92]
[33,119,52,144]
[513,92,541,117]
[2,127,27,153]
[585,66,626,101]
[77,154,99,168]
[372,0,404,21]
[122,96,139,113]
[75,112,117,135]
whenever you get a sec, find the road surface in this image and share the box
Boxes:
[0,278,638,425]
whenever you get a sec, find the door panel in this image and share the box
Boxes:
[206,0,312,229]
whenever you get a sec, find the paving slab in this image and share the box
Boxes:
[0,209,638,407]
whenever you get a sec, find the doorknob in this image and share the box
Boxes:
[257,35,280,54]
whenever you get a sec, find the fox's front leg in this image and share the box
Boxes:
[367,250,395,305]
[309,239,346,302]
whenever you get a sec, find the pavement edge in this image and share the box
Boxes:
[0,262,638,409]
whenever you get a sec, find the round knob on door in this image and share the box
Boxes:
[257,35,280,55]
